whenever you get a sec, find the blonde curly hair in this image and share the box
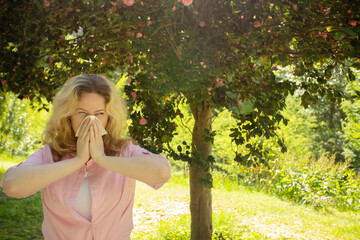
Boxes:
[43,74,129,161]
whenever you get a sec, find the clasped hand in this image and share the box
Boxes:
[76,117,105,165]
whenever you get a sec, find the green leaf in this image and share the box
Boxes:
[177,145,182,152]
[294,63,305,76]
[278,54,288,65]
[324,66,333,80]
[234,136,245,145]
[161,135,169,142]
[348,69,355,81]
[239,100,254,115]
[344,29,357,36]
[334,32,345,41]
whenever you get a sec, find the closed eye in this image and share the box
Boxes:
[78,111,88,115]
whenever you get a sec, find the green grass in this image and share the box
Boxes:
[132,172,360,240]
[211,179,360,240]
[0,154,43,240]
[0,191,43,240]
[1,155,360,239]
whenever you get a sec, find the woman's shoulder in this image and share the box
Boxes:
[40,143,57,163]
[38,143,74,162]
[115,139,141,156]
[121,140,156,157]
[28,143,51,157]
[14,143,53,166]
[124,139,145,150]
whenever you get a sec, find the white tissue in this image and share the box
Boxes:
[75,115,108,137]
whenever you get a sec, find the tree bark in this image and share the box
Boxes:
[189,101,212,240]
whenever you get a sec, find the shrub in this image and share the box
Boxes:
[263,154,360,211]
[0,91,34,155]
[0,91,49,156]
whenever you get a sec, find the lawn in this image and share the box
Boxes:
[131,173,360,240]
[1,156,359,239]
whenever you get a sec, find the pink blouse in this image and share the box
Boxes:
[0,142,170,240]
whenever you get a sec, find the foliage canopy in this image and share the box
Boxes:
[1,1,359,161]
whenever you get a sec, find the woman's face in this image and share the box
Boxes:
[71,92,109,134]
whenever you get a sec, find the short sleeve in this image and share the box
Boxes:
[130,143,153,157]
[0,146,46,188]
[128,142,171,190]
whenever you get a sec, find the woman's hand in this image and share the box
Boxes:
[89,118,106,164]
[76,117,91,165]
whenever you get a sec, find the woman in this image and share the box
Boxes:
[0,74,171,239]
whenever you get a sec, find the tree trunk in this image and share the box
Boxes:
[189,101,212,240]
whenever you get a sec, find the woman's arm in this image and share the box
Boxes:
[2,157,85,198]
[97,155,171,185]
[2,117,92,198]
[89,121,171,185]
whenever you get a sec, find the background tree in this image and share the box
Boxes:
[342,72,360,168]
[1,0,359,239]
[276,64,352,163]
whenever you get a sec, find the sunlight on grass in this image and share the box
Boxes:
[133,171,360,240]
[212,179,360,240]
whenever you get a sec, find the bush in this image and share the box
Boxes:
[263,154,360,211]
[0,91,49,156]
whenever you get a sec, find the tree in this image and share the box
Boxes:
[342,70,360,168]
[277,64,350,163]
[1,0,359,239]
